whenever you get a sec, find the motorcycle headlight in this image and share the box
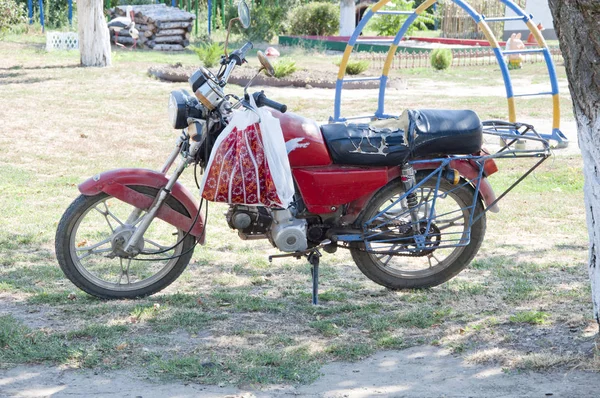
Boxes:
[168,90,188,129]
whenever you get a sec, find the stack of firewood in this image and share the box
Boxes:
[111,4,195,51]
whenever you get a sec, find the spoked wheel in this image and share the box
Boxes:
[55,187,196,299]
[350,177,486,290]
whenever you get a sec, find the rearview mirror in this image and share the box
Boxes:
[225,1,251,56]
[257,51,275,77]
[238,1,250,29]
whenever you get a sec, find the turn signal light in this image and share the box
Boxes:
[444,168,460,185]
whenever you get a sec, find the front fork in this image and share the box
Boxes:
[122,135,200,255]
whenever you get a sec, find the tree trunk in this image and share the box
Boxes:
[340,0,355,36]
[548,1,600,331]
[78,0,111,67]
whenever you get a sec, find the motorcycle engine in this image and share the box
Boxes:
[226,205,272,239]
[225,206,308,252]
[270,208,308,252]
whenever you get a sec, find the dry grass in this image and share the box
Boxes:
[0,36,597,384]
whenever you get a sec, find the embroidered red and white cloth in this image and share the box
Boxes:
[200,107,294,208]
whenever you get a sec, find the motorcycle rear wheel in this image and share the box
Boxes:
[350,177,486,290]
[55,188,196,299]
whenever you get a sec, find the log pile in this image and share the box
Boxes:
[111,4,195,51]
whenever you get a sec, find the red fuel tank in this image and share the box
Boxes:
[269,110,332,167]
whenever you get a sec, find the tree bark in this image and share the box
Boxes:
[548,0,600,331]
[78,0,111,67]
[340,0,355,36]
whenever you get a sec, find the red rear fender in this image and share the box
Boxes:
[79,168,205,241]
[413,161,499,213]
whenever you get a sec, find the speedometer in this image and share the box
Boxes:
[189,67,225,111]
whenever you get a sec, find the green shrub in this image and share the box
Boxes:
[289,2,339,36]
[191,42,223,68]
[430,48,453,70]
[345,59,370,75]
[367,0,433,36]
[225,3,289,42]
[15,0,70,29]
[272,58,297,78]
[1,0,26,33]
[334,58,370,76]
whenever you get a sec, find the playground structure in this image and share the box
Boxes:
[27,0,73,31]
[333,0,568,148]
[440,0,524,39]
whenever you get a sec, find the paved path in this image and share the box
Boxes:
[1,346,597,398]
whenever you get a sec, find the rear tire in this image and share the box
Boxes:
[55,188,196,299]
[350,177,486,290]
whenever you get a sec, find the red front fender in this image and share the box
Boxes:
[79,168,205,242]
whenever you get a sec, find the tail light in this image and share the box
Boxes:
[470,148,498,177]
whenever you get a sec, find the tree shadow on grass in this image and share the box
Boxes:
[0,76,58,85]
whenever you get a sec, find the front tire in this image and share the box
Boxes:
[350,177,486,290]
[55,188,196,299]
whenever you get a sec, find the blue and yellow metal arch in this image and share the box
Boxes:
[332,0,567,147]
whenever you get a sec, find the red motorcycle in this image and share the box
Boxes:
[55,2,550,303]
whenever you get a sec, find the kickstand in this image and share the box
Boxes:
[268,241,330,306]
[307,250,321,305]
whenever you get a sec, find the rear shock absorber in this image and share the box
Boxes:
[401,164,421,234]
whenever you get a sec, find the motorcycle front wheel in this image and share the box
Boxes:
[55,187,196,299]
[350,177,486,290]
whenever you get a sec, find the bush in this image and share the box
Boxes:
[334,58,370,76]
[225,3,289,43]
[430,48,453,70]
[15,0,71,29]
[289,2,339,36]
[191,42,223,68]
[367,0,433,36]
[0,0,26,33]
[272,58,297,78]
[345,59,370,75]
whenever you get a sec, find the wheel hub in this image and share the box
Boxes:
[109,226,144,258]
[409,222,441,256]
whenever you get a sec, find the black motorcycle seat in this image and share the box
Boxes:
[403,109,483,158]
[321,109,483,166]
[320,123,410,166]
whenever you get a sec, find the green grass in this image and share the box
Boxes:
[375,334,406,349]
[210,289,284,312]
[509,311,550,325]
[310,319,343,336]
[151,355,227,383]
[0,315,130,369]
[153,346,321,385]
[397,307,453,329]
[148,308,229,333]
[325,342,375,361]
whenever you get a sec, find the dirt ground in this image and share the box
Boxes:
[2,346,599,398]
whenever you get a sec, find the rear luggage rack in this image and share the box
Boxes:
[481,120,551,159]
[335,120,552,253]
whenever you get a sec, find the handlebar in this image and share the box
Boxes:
[252,92,287,113]
[229,41,253,66]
